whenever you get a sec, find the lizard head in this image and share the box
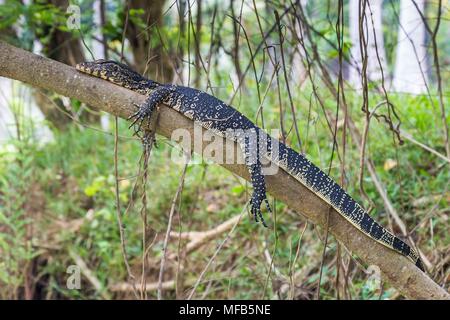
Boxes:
[76,60,159,89]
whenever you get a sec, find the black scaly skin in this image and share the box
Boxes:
[76,60,425,271]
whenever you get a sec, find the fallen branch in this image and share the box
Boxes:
[168,214,242,259]
[400,130,450,165]
[187,205,245,299]
[69,249,110,299]
[110,278,195,293]
[0,41,448,300]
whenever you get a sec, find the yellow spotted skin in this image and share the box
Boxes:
[76,60,425,272]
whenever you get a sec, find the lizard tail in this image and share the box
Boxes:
[266,140,424,271]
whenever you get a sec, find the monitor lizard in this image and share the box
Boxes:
[76,59,425,271]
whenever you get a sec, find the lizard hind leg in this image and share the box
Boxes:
[249,162,271,228]
[239,130,272,227]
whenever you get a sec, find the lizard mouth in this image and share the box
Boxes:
[75,63,85,71]
[75,60,138,83]
[75,60,112,80]
[75,61,94,74]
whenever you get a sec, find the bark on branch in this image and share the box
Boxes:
[0,41,447,300]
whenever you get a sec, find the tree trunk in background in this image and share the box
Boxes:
[125,0,173,82]
[349,0,388,86]
[0,0,52,143]
[290,0,308,86]
[392,0,428,94]
[92,0,110,131]
[33,0,102,129]
[0,1,18,142]
[92,0,108,60]
[194,0,202,88]
[176,0,187,84]
[41,0,85,65]
[229,0,243,85]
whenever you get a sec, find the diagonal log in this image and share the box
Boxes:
[0,41,448,300]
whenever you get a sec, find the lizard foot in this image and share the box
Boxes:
[249,189,271,228]
[128,103,149,134]
[127,86,171,135]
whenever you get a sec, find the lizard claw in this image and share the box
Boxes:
[128,108,146,135]
[250,195,269,228]
[128,111,142,127]
[127,103,142,121]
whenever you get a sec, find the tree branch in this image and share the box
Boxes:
[0,41,447,300]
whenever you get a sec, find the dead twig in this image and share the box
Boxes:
[169,213,242,258]
[68,250,110,299]
[187,205,245,299]
[158,154,189,300]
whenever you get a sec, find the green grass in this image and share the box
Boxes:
[0,87,448,300]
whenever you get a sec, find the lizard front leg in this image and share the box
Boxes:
[128,85,174,134]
